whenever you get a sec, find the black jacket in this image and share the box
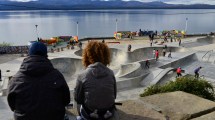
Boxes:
[7,56,70,120]
[74,62,116,111]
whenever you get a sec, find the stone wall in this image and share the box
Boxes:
[0,46,29,54]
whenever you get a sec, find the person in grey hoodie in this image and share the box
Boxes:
[74,41,117,120]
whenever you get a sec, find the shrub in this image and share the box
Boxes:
[140,76,215,101]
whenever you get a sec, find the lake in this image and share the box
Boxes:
[0,9,215,45]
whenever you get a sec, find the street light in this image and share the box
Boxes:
[35,25,39,41]
[116,19,118,33]
[185,18,188,32]
[76,21,79,37]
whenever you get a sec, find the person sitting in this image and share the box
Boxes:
[168,50,172,58]
[7,42,70,120]
[74,41,117,120]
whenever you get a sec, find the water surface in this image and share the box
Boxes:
[0,9,215,45]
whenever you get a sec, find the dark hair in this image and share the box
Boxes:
[82,41,111,67]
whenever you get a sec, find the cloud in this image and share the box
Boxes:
[6,0,215,5]
[161,0,215,5]
[9,0,37,2]
[123,0,215,5]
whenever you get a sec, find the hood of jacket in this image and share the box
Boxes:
[87,62,112,78]
[19,56,54,77]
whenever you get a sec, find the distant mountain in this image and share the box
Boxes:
[1,0,215,10]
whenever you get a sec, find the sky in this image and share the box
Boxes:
[7,0,215,5]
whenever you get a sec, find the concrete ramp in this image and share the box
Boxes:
[140,68,175,87]
[50,58,84,89]
[149,68,175,86]
[115,62,142,78]
[140,68,163,86]
[183,36,215,48]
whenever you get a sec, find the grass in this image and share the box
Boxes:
[0,42,11,47]
[140,76,215,101]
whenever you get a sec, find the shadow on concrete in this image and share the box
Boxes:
[117,109,159,120]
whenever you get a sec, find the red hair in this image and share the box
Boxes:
[82,41,111,67]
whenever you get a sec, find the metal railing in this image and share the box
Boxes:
[202,50,213,61]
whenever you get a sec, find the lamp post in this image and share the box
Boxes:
[35,25,39,41]
[116,19,118,33]
[76,21,79,37]
[0,69,2,81]
[185,18,188,32]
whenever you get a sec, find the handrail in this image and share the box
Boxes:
[202,50,213,60]
[208,54,212,62]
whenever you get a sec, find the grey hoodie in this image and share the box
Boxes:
[74,62,116,111]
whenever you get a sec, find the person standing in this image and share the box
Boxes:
[74,41,117,120]
[145,59,150,69]
[164,45,167,49]
[153,49,156,58]
[7,42,70,120]
[149,34,152,41]
[128,44,132,52]
[179,38,181,46]
[176,67,182,78]
[162,48,166,57]
[155,50,159,61]
[170,37,173,42]
[150,40,153,47]
[79,41,82,49]
[194,67,202,79]
[151,33,154,42]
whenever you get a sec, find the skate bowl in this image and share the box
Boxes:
[74,47,187,64]
[51,47,189,90]
[50,57,84,82]
[74,48,128,70]
[182,36,215,48]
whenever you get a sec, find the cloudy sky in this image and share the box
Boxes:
[7,0,215,5]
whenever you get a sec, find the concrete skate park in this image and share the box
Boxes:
[1,36,215,119]
[50,36,215,101]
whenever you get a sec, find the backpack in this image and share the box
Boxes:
[80,105,115,120]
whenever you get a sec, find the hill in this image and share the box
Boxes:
[1,0,215,10]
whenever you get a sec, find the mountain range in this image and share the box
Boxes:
[1,0,215,10]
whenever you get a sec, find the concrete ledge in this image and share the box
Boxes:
[66,100,166,120]
[192,111,215,120]
[140,91,215,120]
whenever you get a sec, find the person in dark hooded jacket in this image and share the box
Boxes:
[7,42,70,120]
[74,41,117,120]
